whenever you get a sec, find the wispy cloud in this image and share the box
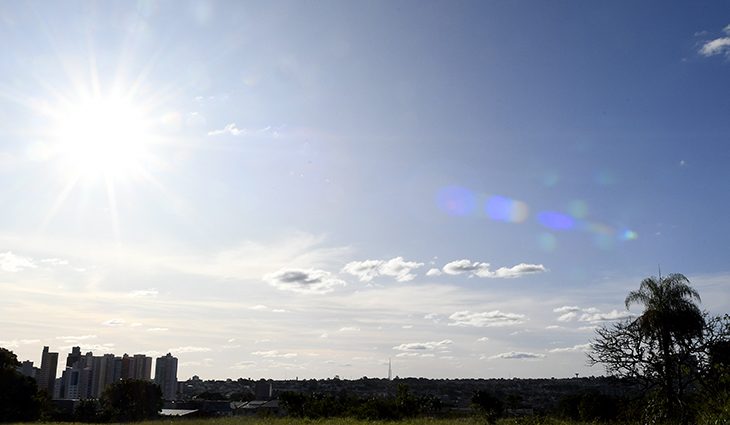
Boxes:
[207,123,282,137]
[579,309,633,322]
[102,319,125,327]
[0,251,36,272]
[699,24,730,57]
[549,343,592,353]
[488,351,546,360]
[338,326,360,332]
[449,310,526,327]
[208,123,246,136]
[552,306,625,323]
[147,327,169,332]
[393,339,452,351]
[264,268,345,294]
[169,346,212,353]
[342,257,424,282]
[0,339,40,348]
[251,350,297,358]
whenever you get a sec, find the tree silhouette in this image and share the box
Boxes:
[624,273,704,414]
[100,379,162,422]
[0,347,40,422]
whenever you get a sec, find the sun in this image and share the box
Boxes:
[52,93,155,181]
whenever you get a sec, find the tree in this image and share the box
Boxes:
[624,273,704,414]
[100,379,162,422]
[471,390,503,424]
[589,274,730,423]
[0,348,41,422]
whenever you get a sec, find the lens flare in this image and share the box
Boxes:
[436,186,476,216]
[620,229,638,241]
[567,200,588,219]
[485,195,529,223]
[538,233,557,252]
[537,211,574,230]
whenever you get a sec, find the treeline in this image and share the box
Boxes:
[279,384,442,420]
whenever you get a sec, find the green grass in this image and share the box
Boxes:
[6,418,632,425]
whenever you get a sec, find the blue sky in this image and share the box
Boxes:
[0,1,729,380]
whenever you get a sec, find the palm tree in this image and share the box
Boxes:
[625,273,705,415]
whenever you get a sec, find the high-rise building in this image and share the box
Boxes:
[18,360,36,378]
[66,346,82,368]
[132,354,152,380]
[91,354,116,398]
[154,353,178,400]
[37,346,59,395]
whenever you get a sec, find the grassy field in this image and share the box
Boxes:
[6,418,635,425]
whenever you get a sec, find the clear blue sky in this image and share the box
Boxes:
[0,1,729,379]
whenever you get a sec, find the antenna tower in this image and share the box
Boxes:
[388,358,392,380]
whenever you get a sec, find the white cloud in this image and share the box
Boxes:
[169,346,212,353]
[557,312,577,322]
[251,350,297,358]
[579,309,633,322]
[441,259,545,278]
[231,361,256,369]
[393,339,453,351]
[699,24,730,57]
[553,306,581,313]
[207,123,282,138]
[549,343,592,353]
[442,259,490,276]
[338,326,360,332]
[448,310,526,327]
[426,268,442,276]
[264,268,345,294]
[477,337,490,342]
[342,257,424,282]
[492,263,547,278]
[102,319,125,327]
[489,351,546,360]
[250,304,268,310]
[208,123,246,136]
[63,343,115,353]
[147,327,169,332]
[0,251,36,272]
[40,258,69,266]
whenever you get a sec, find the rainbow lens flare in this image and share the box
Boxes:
[485,195,529,223]
[437,186,477,216]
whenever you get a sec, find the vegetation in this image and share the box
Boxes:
[0,348,41,422]
[588,273,730,424]
[99,378,163,422]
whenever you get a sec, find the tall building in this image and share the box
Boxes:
[154,353,178,400]
[37,346,59,395]
[91,354,116,398]
[66,346,82,368]
[120,353,152,380]
[132,354,152,380]
[18,360,36,378]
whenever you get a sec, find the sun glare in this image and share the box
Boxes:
[54,95,153,180]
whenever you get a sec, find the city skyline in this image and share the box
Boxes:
[16,345,178,401]
[1,2,729,380]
